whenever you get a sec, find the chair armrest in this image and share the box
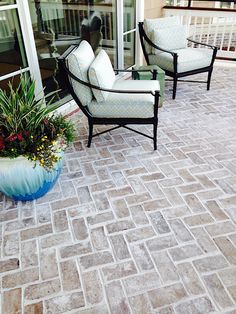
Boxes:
[114,69,153,73]
[62,64,158,96]
[115,68,162,81]
[114,68,156,79]
[89,82,158,97]
[187,38,218,50]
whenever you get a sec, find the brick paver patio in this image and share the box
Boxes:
[1,66,236,313]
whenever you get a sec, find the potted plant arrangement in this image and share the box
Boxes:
[0,74,75,201]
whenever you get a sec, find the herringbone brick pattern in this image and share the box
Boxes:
[1,66,236,313]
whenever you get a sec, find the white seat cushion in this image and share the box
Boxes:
[144,16,180,54]
[149,48,213,73]
[66,40,95,106]
[152,25,187,54]
[88,79,159,119]
[89,49,116,102]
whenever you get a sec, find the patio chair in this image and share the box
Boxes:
[139,16,218,99]
[58,40,160,149]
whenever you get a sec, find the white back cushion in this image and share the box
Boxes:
[144,16,180,54]
[88,49,116,102]
[152,25,187,54]
[66,40,95,106]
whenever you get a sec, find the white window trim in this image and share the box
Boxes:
[136,0,144,67]
[117,0,124,69]
[0,68,29,82]
[0,4,17,11]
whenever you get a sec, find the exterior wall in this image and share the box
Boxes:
[144,0,165,18]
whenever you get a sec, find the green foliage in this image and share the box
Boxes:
[0,74,75,171]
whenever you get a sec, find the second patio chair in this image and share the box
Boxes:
[139,16,218,99]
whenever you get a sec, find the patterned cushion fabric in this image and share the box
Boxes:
[66,40,95,106]
[88,79,160,118]
[88,49,116,102]
[152,25,187,54]
[144,16,180,54]
[149,48,213,73]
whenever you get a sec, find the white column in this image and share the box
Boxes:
[135,0,144,66]
[117,0,124,69]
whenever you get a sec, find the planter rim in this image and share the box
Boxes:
[0,156,36,167]
[0,156,29,161]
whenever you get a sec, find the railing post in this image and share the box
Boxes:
[188,0,191,7]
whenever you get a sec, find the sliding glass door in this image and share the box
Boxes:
[0,0,141,103]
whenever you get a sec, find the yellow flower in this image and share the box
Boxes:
[52,141,57,146]
[30,136,33,139]
[33,156,36,161]
[11,148,14,151]
[40,159,44,164]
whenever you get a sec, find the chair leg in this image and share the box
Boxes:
[87,120,93,148]
[207,70,213,91]
[172,77,177,99]
[153,120,158,150]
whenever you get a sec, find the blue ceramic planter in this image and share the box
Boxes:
[0,155,64,201]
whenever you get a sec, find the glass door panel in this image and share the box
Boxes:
[123,0,136,68]
[0,1,16,6]
[123,31,135,68]
[123,0,135,32]
[90,0,117,67]
[0,6,28,90]
[0,72,30,92]
[28,0,117,102]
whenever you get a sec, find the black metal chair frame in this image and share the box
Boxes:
[138,22,218,99]
[58,44,160,150]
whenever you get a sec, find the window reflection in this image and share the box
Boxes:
[0,1,16,6]
[0,9,27,77]
[123,0,135,69]
[124,0,135,33]
[0,73,27,93]
[124,31,135,68]
[29,0,117,102]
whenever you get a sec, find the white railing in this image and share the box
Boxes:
[164,7,236,59]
